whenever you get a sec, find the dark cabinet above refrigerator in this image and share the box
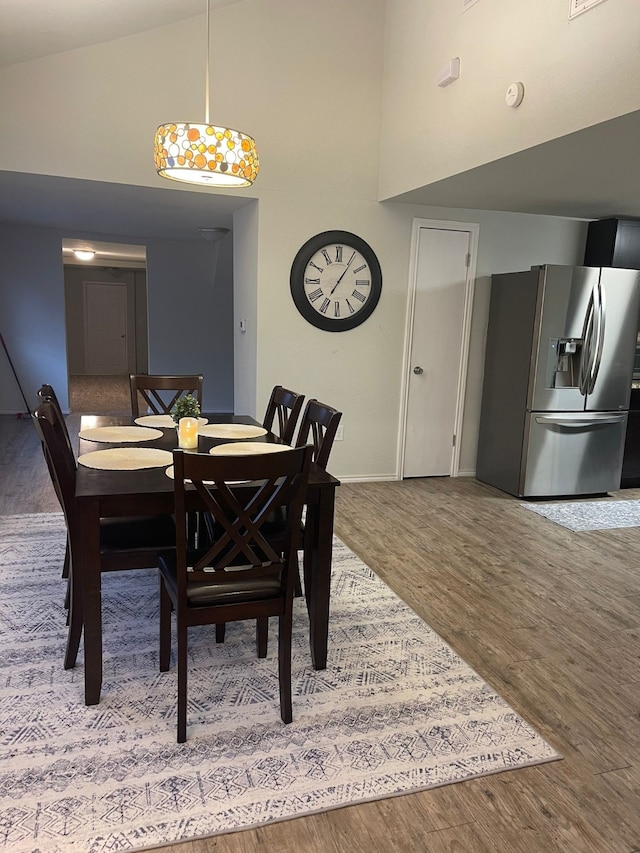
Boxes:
[584,217,640,270]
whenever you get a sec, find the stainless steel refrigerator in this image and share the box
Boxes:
[476,264,640,497]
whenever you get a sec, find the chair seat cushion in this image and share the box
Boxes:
[100,514,175,553]
[158,551,281,606]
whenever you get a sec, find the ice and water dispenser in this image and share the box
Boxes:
[547,338,582,388]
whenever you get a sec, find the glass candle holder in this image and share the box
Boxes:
[178,417,199,449]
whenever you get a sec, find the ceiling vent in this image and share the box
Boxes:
[569,0,607,19]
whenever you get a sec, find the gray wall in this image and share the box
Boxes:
[0,224,234,414]
[0,225,67,412]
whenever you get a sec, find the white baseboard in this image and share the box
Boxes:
[336,470,477,483]
[335,474,398,483]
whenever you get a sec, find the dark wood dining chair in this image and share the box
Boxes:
[295,399,342,469]
[158,444,313,742]
[293,399,342,597]
[32,400,176,671]
[36,384,73,588]
[262,385,305,445]
[129,374,204,418]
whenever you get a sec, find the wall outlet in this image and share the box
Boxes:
[335,424,344,441]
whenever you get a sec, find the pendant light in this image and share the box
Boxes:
[153,0,259,188]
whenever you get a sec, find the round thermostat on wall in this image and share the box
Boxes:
[505,82,525,108]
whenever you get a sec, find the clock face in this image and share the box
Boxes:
[290,231,382,331]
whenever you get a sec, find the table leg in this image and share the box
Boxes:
[78,498,103,705]
[305,487,335,670]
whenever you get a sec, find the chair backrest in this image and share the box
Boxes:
[37,383,74,458]
[262,385,305,445]
[295,399,342,470]
[32,401,78,532]
[129,374,203,418]
[172,446,312,599]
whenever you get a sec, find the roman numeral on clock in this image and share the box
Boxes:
[308,287,323,302]
[335,246,343,263]
[321,250,333,265]
[345,298,355,314]
[305,278,320,286]
[334,301,340,317]
[351,289,366,303]
[319,297,331,314]
[355,279,370,288]
[309,261,323,273]
[353,264,367,274]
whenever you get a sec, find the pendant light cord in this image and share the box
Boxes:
[205,0,210,125]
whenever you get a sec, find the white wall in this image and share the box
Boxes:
[0,0,384,200]
[380,0,640,200]
[0,0,595,477]
[253,193,588,478]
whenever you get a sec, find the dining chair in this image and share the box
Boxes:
[295,399,342,469]
[158,444,313,742]
[262,385,305,445]
[129,374,204,419]
[36,384,73,590]
[293,399,342,598]
[32,400,176,670]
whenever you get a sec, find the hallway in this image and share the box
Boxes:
[68,373,130,413]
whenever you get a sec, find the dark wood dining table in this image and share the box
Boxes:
[74,413,340,706]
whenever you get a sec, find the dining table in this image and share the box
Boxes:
[74,412,340,706]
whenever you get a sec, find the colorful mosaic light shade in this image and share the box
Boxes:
[154,122,259,187]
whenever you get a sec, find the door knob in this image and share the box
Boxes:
[413,366,424,375]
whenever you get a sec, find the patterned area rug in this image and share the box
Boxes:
[521,499,640,531]
[0,514,560,853]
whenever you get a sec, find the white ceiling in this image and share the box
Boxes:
[0,0,240,67]
[388,109,640,221]
[0,170,251,264]
[0,0,638,251]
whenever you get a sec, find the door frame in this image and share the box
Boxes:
[397,218,479,479]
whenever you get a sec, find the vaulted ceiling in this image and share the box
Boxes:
[1,0,639,255]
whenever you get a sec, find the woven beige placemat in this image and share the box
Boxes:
[135,415,208,428]
[209,441,290,456]
[78,448,173,470]
[198,423,267,439]
[78,426,163,443]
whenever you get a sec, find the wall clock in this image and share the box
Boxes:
[290,230,382,331]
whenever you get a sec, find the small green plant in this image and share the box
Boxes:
[171,394,201,424]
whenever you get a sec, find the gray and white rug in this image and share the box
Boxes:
[521,499,640,531]
[0,513,560,853]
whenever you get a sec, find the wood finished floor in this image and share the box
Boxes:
[2,413,640,852]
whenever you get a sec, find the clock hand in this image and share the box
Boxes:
[330,251,356,294]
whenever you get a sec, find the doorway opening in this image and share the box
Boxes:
[62,239,148,413]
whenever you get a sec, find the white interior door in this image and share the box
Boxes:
[402,224,475,478]
[83,281,128,374]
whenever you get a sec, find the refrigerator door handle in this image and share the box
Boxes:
[535,414,626,427]
[578,290,595,396]
[587,278,606,395]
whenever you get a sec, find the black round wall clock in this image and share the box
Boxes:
[290,230,382,331]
